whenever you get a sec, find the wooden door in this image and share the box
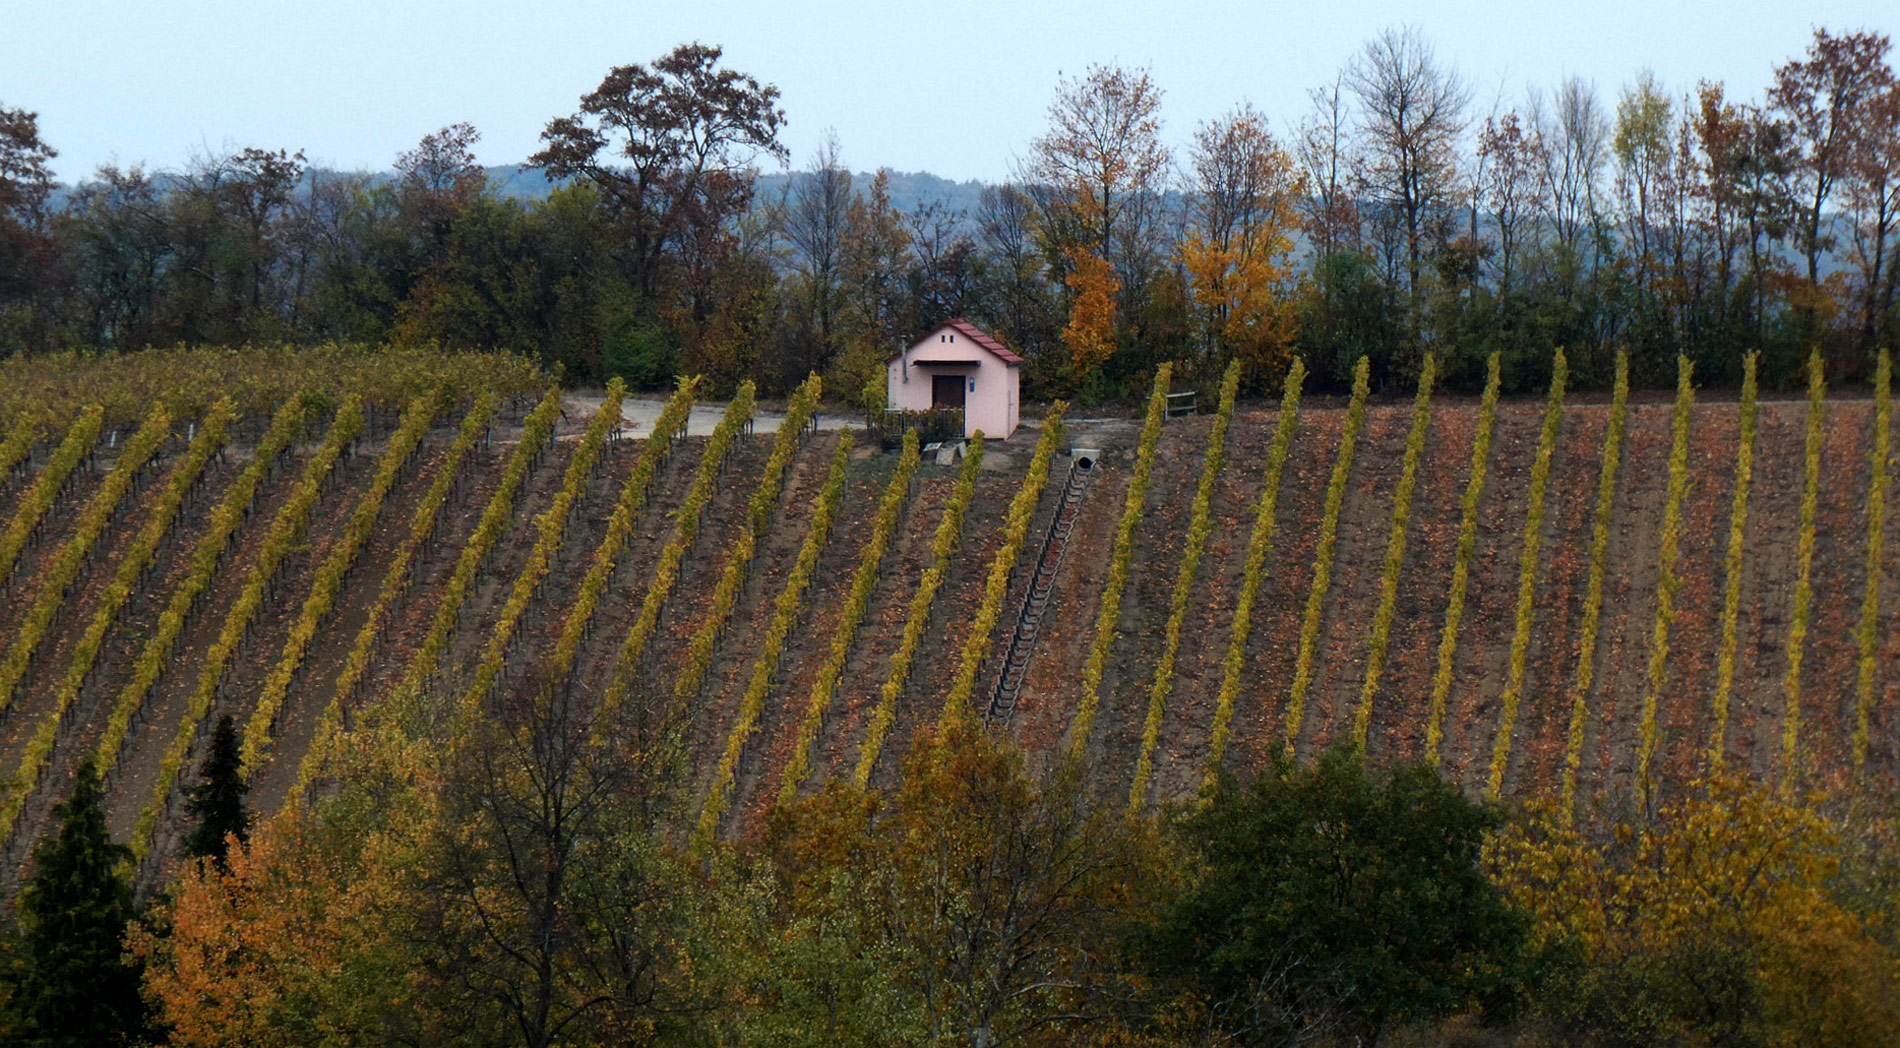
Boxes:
[932,373,966,410]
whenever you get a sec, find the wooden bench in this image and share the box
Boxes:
[1166,390,1198,418]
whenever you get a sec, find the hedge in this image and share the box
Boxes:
[1065,364,1172,770]
[776,430,920,807]
[1425,353,1502,766]
[1560,351,1629,813]
[1281,355,1370,758]
[1203,359,1304,793]
[1485,349,1567,799]
[1352,354,1436,748]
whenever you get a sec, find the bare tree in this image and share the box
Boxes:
[1532,76,1610,263]
[1296,76,1360,259]
[786,131,853,373]
[1346,26,1470,328]
[1476,110,1548,290]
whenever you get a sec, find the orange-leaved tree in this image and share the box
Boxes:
[1062,244,1119,385]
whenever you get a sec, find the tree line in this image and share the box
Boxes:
[3,28,1899,400]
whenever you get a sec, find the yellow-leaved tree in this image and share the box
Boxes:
[1179,103,1304,381]
[1062,245,1120,384]
[1487,776,1900,1046]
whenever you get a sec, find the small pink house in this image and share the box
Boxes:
[886,318,1023,440]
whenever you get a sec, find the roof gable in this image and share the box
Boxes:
[891,318,1024,365]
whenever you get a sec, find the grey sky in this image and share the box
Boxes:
[6,0,1895,186]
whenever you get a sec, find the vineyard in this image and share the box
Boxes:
[1,349,1897,889]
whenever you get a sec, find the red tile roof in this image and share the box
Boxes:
[888,318,1024,365]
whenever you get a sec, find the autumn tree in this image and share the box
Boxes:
[1844,72,1900,349]
[1770,28,1896,296]
[1489,776,1900,1046]
[0,104,59,351]
[1614,71,1675,290]
[835,169,911,405]
[2,760,147,1048]
[1476,110,1548,290]
[1061,245,1119,386]
[532,43,787,307]
[1179,104,1303,381]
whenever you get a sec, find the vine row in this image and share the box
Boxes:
[1781,350,1825,773]
[1353,355,1437,747]
[1425,353,1502,766]
[1281,355,1370,758]
[1065,364,1172,769]
[1129,362,1239,811]
[1854,350,1890,771]
[693,432,855,853]
[1633,355,1694,792]
[0,405,105,587]
[1561,352,1629,812]
[1485,350,1567,799]
[1203,360,1304,793]
[776,430,919,807]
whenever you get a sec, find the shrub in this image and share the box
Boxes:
[1425,353,1502,766]
[1485,349,1567,799]
[1353,354,1437,748]
[1203,359,1304,791]
[1282,355,1370,758]
[1561,352,1630,813]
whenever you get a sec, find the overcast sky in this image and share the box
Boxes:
[6,0,1895,186]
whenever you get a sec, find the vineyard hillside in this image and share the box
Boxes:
[0,378,1894,890]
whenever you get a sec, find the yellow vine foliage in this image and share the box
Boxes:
[1561,352,1629,814]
